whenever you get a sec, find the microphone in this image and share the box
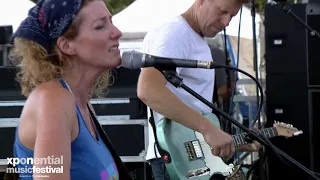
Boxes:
[121,50,215,69]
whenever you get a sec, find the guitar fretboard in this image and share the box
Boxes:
[232,127,278,147]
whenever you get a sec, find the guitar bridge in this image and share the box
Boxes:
[184,140,203,161]
[187,167,210,178]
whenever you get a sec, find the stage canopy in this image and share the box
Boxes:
[113,0,261,40]
[0,0,35,33]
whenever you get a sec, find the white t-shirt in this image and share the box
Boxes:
[141,15,215,160]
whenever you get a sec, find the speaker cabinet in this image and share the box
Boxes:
[265,3,316,180]
[308,90,320,173]
[0,26,12,45]
[306,2,320,87]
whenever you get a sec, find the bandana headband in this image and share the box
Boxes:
[11,0,83,53]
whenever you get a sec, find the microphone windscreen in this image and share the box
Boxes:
[121,50,143,69]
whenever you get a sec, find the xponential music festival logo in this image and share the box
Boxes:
[6,155,63,178]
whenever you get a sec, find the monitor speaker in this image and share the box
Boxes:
[0,25,13,45]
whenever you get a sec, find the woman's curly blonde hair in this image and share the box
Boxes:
[9,0,112,98]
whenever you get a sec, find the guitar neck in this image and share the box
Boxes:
[232,127,278,147]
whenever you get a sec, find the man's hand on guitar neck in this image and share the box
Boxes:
[202,123,235,158]
[236,124,263,152]
[236,141,262,152]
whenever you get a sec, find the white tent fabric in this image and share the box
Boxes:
[0,0,35,32]
[113,0,261,40]
[113,0,194,39]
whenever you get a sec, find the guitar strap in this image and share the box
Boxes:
[148,74,219,160]
[89,106,133,180]
[148,108,168,160]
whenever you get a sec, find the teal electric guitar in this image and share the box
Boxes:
[156,113,302,180]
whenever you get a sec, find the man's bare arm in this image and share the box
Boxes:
[138,67,215,134]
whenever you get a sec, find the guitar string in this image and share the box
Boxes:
[198,133,270,146]
[198,141,245,148]
[197,132,274,147]
[196,128,275,147]
[187,128,279,151]
[196,134,252,146]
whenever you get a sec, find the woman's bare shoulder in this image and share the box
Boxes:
[18,80,77,150]
[26,80,76,121]
[28,80,74,105]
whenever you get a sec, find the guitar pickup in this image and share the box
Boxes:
[184,140,204,161]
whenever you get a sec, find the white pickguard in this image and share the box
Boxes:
[194,131,235,177]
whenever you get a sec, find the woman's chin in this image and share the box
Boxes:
[103,58,121,69]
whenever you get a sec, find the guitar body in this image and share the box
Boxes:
[155,112,301,179]
[156,113,240,180]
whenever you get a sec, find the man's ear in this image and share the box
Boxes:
[56,37,76,55]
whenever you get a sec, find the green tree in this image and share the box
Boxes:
[105,0,134,15]
[253,0,299,13]
[30,0,134,15]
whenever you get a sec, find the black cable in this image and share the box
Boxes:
[248,4,265,179]
[156,64,320,179]
[228,6,242,117]
[212,64,261,121]
[222,29,231,134]
[246,159,258,180]
[211,63,292,167]
[224,5,242,166]
[211,63,320,179]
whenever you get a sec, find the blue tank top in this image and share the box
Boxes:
[13,79,119,180]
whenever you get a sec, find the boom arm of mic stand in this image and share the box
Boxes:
[156,67,320,180]
[275,2,320,39]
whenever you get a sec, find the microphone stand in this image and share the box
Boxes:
[271,1,320,39]
[155,67,320,180]
[250,0,266,179]
[223,29,232,135]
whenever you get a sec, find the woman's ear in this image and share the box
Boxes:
[56,37,76,56]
